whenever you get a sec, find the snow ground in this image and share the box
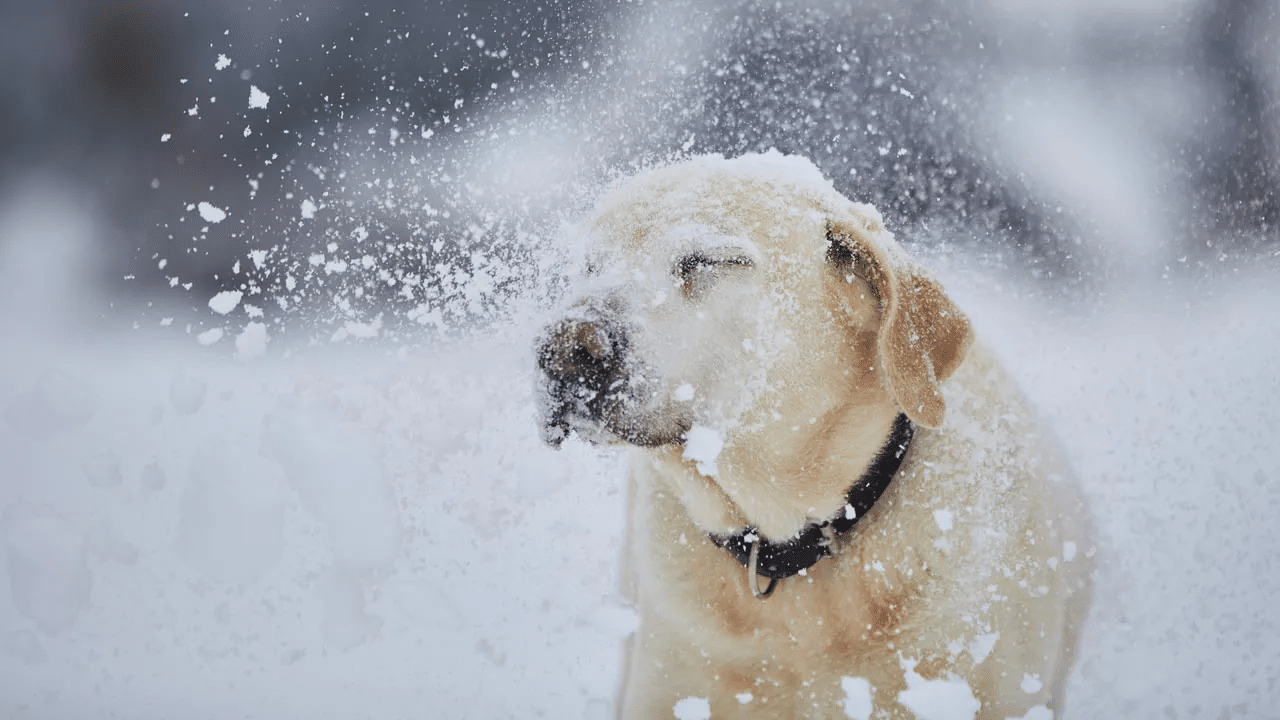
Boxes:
[0,330,634,719]
[956,273,1280,720]
[1,246,1278,719]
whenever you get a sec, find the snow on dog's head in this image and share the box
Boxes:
[535,152,971,518]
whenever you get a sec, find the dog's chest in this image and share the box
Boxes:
[634,466,928,648]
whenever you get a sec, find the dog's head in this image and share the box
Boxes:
[536,152,971,457]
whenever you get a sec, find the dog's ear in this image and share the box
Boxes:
[826,211,972,428]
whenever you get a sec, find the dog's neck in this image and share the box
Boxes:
[708,413,914,582]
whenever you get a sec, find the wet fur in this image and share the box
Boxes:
[546,154,1091,719]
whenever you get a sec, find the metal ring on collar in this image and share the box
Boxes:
[747,537,780,599]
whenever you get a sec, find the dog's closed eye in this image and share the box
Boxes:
[675,251,753,300]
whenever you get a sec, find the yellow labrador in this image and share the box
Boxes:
[536,152,1091,720]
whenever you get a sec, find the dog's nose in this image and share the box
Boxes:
[536,318,628,447]
[537,319,619,388]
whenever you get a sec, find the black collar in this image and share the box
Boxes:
[708,414,914,588]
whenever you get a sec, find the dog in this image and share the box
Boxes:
[536,152,1091,719]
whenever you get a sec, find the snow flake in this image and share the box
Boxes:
[248,85,270,109]
[234,322,269,358]
[197,202,227,223]
[196,328,224,345]
[331,318,383,343]
[208,290,243,315]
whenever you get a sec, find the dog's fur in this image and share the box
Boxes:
[536,152,1091,719]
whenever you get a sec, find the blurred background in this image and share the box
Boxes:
[1,0,1276,339]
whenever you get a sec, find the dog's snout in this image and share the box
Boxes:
[538,319,620,382]
[536,317,632,447]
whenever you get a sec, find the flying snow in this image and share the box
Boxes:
[196,201,227,223]
[234,322,269,358]
[248,85,270,109]
[196,327,224,345]
[207,290,243,315]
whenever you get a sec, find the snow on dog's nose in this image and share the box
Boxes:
[535,316,628,447]
[535,311,692,449]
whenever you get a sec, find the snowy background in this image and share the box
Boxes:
[1,1,1278,718]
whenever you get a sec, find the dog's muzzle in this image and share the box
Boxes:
[535,315,689,448]
[536,316,631,447]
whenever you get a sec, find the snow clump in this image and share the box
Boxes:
[841,675,873,720]
[196,202,227,223]
[672,696,711,720]
[208,290,243,315]
[248,85,270,109]
[681,425,723,477]
[234,322,269,358]
[896,657,980,720]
